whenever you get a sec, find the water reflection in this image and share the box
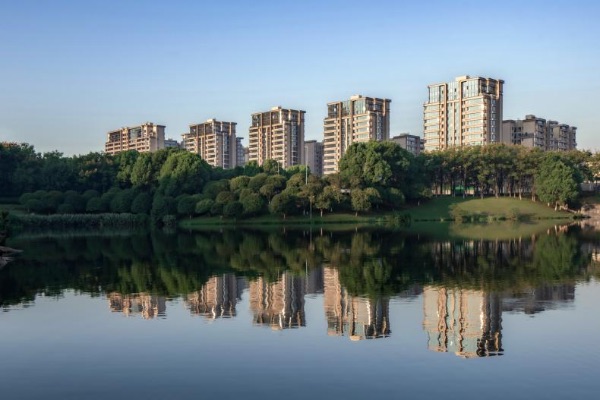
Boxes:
[3,225,600,357]
[249,274,306,329]
[324,267,390,340]
[423,288,502,358]
[186,275,246,319]
[109,293,167,319]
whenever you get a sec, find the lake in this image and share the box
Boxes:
[1,223,599,399]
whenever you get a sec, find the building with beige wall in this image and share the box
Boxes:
[502,115,577,151]
[182,119,238,169]
[104,122,165,155]
[423,76,503,151]
[248,106,305,169]
[323,95,391,175]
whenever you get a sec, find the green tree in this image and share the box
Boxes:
[151,195,176,225]
[203,180,230,200]
[86,197,104,213]
[241,193,264,217]
[114,150,139,188]
[158,151,210,196]
[223,201,243,219]
[350,188,380,216]
[262,159,281,175]
[269,192,296,219]
[195,199,215,216]
[131,192,153,214]
[177,195,197,219]
[63,190,86,213]
[110,189,135,213]
[248,173,268,192]
[230,176,251,192]
[535,155,580,209]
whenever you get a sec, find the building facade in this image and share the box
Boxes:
[182,119,238,169]
[390,133,423,156]
[248,106,305,169]
[323,95,391,175]
[236,137,246,167]
[304,140,324,176]
[502,115,577,151]
[423,76,504,152]
[104,122,165,155]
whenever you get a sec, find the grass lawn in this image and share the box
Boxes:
[180,212,378,229]
[405,196,571,221]
[182,196,572,230]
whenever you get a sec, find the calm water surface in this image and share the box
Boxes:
[1,225,600,399]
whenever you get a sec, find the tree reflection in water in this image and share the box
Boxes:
[2,225,599,355]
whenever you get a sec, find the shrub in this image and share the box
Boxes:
[56,204,75,214]
[223,201,243,219]
[131,192,152,214]
[195,199,215,216]
[86,197,104,213]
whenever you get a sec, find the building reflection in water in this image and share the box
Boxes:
[323,267,390,340]
[249,272,306,330]
[186,274,246,320]
[422,283,577,358]
[108,293,166,319]
[422,287,502,358]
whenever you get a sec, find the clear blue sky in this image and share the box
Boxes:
[1,0,599,155]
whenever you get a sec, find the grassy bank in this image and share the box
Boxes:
[180,212,382,229]
[182,196,572,228]
[405,196,571,221]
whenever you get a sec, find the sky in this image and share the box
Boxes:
[1,0,599,155]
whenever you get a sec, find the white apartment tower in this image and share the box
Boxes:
[423,76,504,151]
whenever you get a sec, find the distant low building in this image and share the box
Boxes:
[304,140,324,176]
[236,137,246,167]
[104,122,165,155]
[502,115,577,151]
[164,138,180,148]
[390,133,423,156]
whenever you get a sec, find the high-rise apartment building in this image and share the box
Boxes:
[423,76,504,152]
[104,122,165,155]
[304,140,324,176]
[390,133,423,156]
[502,115,577,151]
[323,95,391,175]
[182,119,237,169]
[248,106,305,169]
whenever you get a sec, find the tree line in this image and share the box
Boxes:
[1,141,598,225]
